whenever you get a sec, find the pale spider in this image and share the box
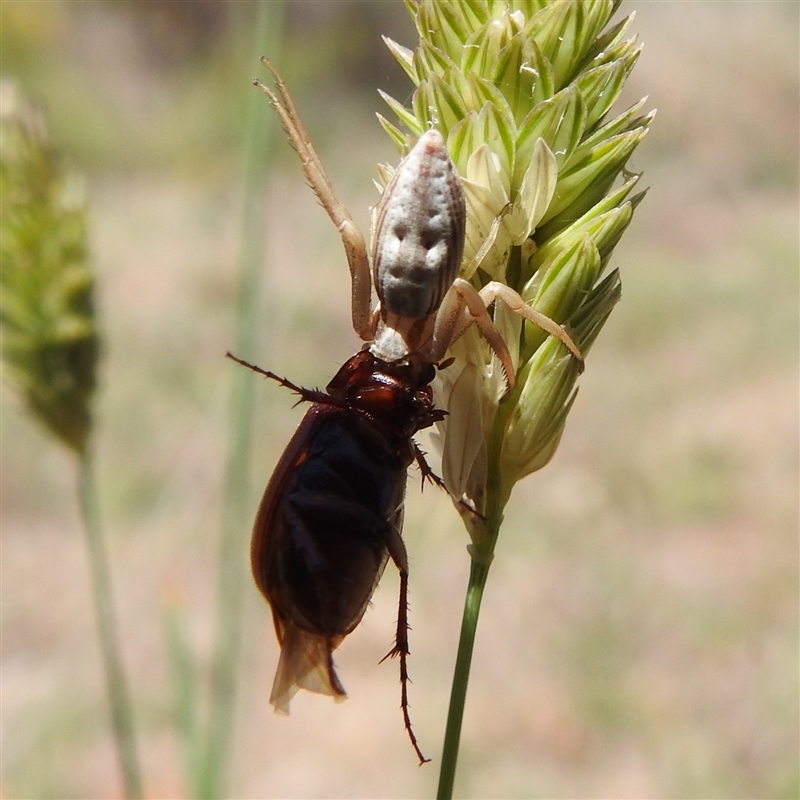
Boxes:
[253,58,582,387]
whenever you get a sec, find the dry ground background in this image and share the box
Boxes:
[2,1,798,798]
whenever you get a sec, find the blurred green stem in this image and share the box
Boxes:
[198,2,284,797]
[78,449,142,800]
[165,598,201,795]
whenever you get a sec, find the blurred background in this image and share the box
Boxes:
[2,1,797,798]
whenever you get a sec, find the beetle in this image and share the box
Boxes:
[232,59,583,763]
[227,349,444,763]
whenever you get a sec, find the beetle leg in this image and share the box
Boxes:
[254,58,374,341]
[395,569,429,765]
[375,528,428,763]
[413,441,484,519]
[412,441,446,493]
[380,567,429,764]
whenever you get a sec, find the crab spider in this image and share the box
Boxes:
[253,58,582,387]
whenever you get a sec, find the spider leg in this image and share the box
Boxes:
[428,279,584,390]
[429,278,516,387]
[478,282,584,368]
[254,59,374,341]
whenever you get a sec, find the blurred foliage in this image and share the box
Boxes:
[0,82,98,453]
[0,0,415,175]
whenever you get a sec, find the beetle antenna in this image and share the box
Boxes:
[226,352,342,407]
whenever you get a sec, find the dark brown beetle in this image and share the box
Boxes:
[228,349,444,763]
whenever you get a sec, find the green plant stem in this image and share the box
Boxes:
[198,3,283,797]
[437,556,491,800]
[78,449,142,800]
[438,429,511,799]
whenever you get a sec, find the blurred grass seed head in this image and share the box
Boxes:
[379,0,651,524]
[0,80,98,455]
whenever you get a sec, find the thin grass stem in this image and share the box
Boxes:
[198,2,285,797]
[437,557,491,800]
[78,449,142,799]
[164,598,202,796]
[438,423,510,798]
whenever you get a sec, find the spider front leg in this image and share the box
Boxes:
[429,279,584,390]
[253,58,375,341]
